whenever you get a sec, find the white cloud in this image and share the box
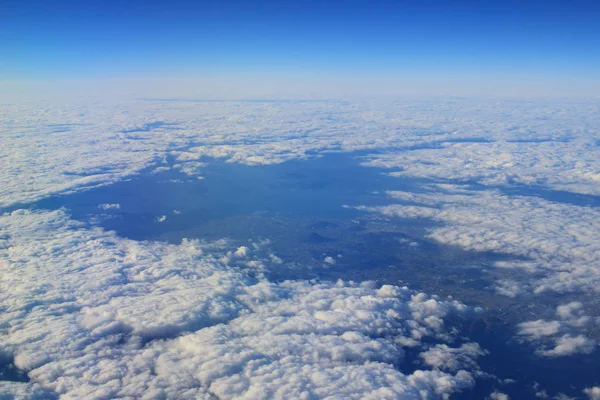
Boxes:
[539,335,595,357]
[98,203,120,210]
[0,209,479,399]
[2,98,598,210]
[584,386,600,400]
[493,280,523,298]
[323,256,336,265]
[269,253,283,264]
[518,320,562,339]
[362,136,600,196]
[1,97,599,396]
[489,391,510,400]
[556,302,585,321]
[420,343,487,371]
[356,188,600,297]
[517,303,596,357]
[357,188,600,358]
[234,246,249,258]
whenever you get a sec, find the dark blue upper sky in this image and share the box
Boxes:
[1,0,599,96]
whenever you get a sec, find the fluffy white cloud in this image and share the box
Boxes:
[493,280,523,298]
[517,303,597,357]
[2,98,598,210]
[362,135,600,196]
[420,343,487,371]
[98,203,120,210]
[489,391,510,400]
[518,320,562,339]
[0,209,479,399]
[538,335,596,357]
[584,386,600,400]
[356,188,600,358]
[234,246,250,258]
[356,188,600,296]
[1,96,599,397]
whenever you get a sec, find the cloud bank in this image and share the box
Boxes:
[1,96,598,397]
[1,209,480,399]
[1,98,598,209]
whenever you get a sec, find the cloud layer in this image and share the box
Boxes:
[1,98,598,209]
[1,209,480,399]
[356,187,600,297]
[1,97,598,397]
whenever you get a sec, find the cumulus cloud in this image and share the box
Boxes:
[518,320,562,339]
[356,188,600,360]
[420,343,487,371]
[234,245,249,258]
[1,96,599,397]
[2,98,598,210]
[0,209,480,399]
[98,203,120,210]
[356,187,600,296]
[489,391,510,400]
[493,280,524,298]
[323,256,336,265]
[517,303,597,357]
[538,335,595,357]
[555,302,589,326]
[269,253,283,264]
[584,387,600,400]
[362,131,600,196]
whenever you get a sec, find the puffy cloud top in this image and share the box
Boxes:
[0,209,478,399]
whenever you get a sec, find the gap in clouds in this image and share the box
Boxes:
[27,152,525,302]
[0,354,29,383]
[464,182,600,208]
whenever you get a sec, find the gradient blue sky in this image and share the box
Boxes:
[1,0,599,97]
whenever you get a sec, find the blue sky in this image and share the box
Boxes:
[1,0,599,96]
